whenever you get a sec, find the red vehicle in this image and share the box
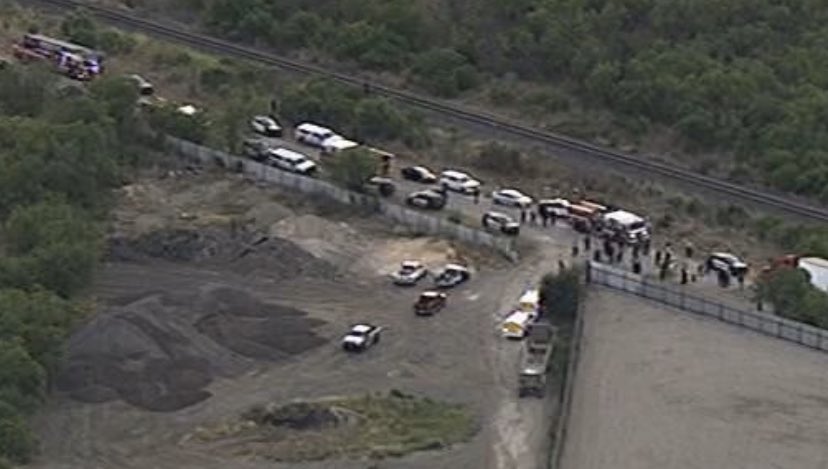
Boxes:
[12,33,103,80]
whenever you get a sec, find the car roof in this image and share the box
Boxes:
[444,263,468,271]
[254,115,275,121]
[486,211,510,219]
[497,188,524,196]
[270,148,308,161]
[441,169,470,178]
[401,260,423,267]
[539,198,570,205]
[351,324,373,333]
[421,291,443,298]
[712,252,741,261]
[297,122,334,133]
[603,210,644,224]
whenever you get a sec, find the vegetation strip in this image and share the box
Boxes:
[33,0,828,222]
[537,268,584,469]
[191,390,477,462]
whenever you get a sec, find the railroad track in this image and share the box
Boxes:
[35,0,828,222]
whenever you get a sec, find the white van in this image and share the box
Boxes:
[294,122,337,148]
[601,210,650,243]
[321,136,359,154]
[501,310,538,339]
[265,148,317,175]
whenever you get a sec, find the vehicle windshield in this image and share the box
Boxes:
[628,221,646,231]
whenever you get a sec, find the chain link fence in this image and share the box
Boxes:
[587,261,828,352]
[165,136,518,260]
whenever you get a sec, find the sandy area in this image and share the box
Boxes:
[560,288,828,469]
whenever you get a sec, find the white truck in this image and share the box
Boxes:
[501,310,538,339]
[341,324,383,352]
[799,257,828,292]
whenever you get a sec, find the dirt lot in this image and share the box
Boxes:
[27,168,568,469]
[561,288,828,469]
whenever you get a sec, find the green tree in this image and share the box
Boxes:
[0,410,36,464]
[0,289,81,371]
[758,268,828,328]
[0,340,46,415]
[411,48,479,97]
[60,9,99,48]
[5,200,98,255]
[328,148,378,191]
[539,268,582,319]
[353,98,407,140]
[0,65,55,117]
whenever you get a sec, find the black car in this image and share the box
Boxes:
[406,189,446,210]
[706,252,748,276]
[400,165,438,183]
[364,176,396,197]
[482,211,520,236]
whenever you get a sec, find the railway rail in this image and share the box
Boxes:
[35,0,828,222]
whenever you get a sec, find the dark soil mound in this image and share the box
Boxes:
[55,286,327,412]
[246,402,341,431]
[194,288,327,361]
[107,228,337,281]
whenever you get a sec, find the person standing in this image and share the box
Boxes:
[584,236,592,252]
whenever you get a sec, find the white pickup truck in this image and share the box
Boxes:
[342,324,383,352]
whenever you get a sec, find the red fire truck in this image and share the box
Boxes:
[12,33,104,81]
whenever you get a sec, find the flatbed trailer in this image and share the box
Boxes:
[518,322,557,397]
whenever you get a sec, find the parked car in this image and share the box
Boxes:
[414,291,447,316]
[537,198,571,218]
[439,170,481,194]
[364,176,396,197]
[401,165,438,183]
[482,211,520,236]
[242,137,271,162]
[492,188,533,208]
[294,122,338,147]
[250,115,282,137]
[128,74,154,96]
[342,324,383,352]
[706,252,748,277]
[406,189,446,210]
[434,264,471,288]
[265,148,317,175]
[391,260,428,286]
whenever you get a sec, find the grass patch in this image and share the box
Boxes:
[194,390,477,462]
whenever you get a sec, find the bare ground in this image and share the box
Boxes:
[26,169,569,469]
[561,288,828,469]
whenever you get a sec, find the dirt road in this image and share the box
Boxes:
[560,288,828,469]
